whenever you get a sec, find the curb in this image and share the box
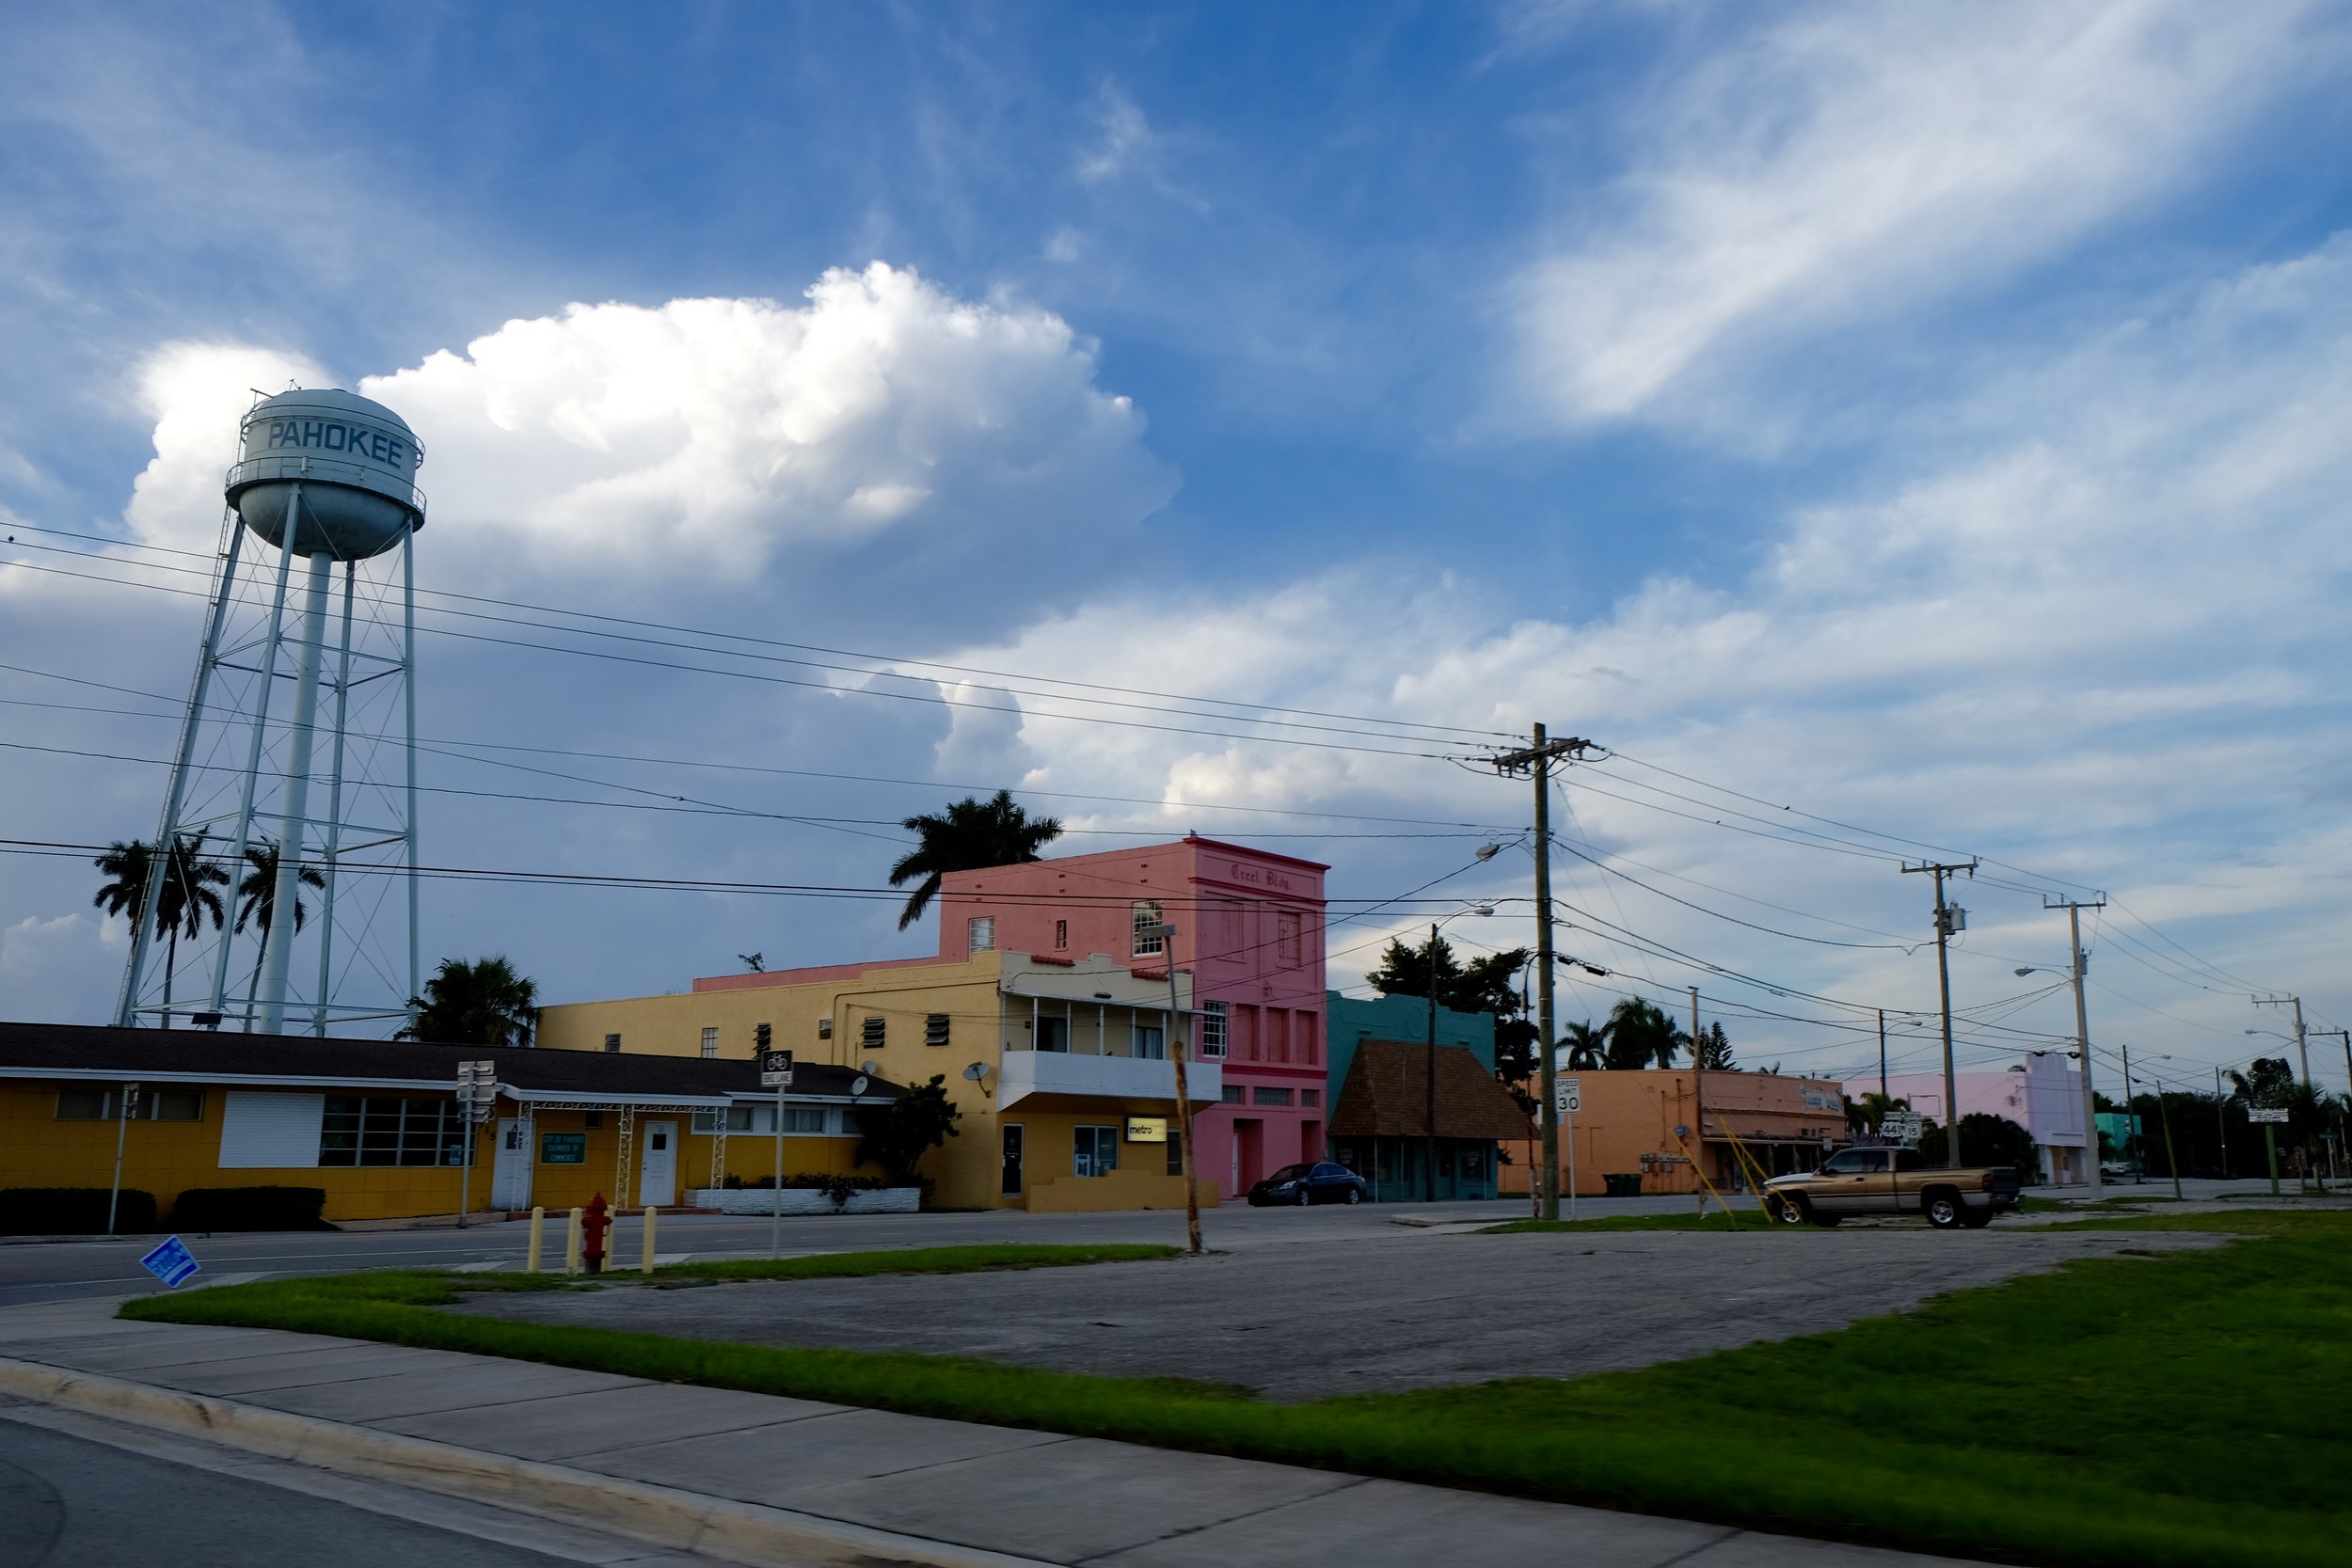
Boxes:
[0,1355,1056,1568]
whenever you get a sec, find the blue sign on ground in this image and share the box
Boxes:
[137,1236,201,1289]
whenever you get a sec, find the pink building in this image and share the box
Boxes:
[1842,1049,2090,1184]
[939,837,1328,1199]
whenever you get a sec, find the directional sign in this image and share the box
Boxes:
[1880,1111,1925,1146]
[2248,1107,2291,1124]
[137,1235,201,1290]
[1554,1077,1581,1115]
[759,1048,795,1088]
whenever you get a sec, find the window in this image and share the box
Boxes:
[1055,919,1068,951]
[1265,1006,1289,1063]
[1132,1022,1166,1060]
[1132,900,1165,956]
[783,1106,828,1133]
[818,1017,833,1039]
[1199,1001,1228,1058]
[585,1111,604,1130]
[700,1027,719,1060]
[1167,1135,1184,1176]
[1035,1015,1070,1053]
[1300,1088,1321,1109]
[1893,1148,1927,1172]
[926,1013,951,1047]
[1820,1148,1888,1175]
[968,917,995,953]
[1073,1125,1120,1177]
[57,1088,204,1121]
[1252,1086,1293,1107]
[1278,911,1302,965]
[602,1033,621,1053]
[1221,1085,1246,1104]
[319,1097,464,1167]
[861,1016,885,1049]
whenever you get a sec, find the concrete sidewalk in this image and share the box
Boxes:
[0,1297,1990,1568]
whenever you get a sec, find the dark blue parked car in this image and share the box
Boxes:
[1247,1161,1369,1206]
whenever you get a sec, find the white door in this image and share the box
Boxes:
[491,1117,533,1210]
[640,1119,678,1208]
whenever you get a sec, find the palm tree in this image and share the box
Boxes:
[1560,1020,1606,1071]
[886,790,1062,930]
[93,835,227,1028]
[1602,998,1687,1070]
[400,957,539,1048]
[234,840,326,1030]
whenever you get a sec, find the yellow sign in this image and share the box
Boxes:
[1124,1117,1168,1143]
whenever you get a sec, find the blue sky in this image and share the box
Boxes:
[3,2,2349,1092]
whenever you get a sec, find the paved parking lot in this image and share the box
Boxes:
[457,1221,2220,1400]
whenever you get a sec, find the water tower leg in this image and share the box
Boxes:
[403,526,421,1010]
[212,486,304,1017]
[256,549,334,1035]
[310,559,358,1037]
[118,513,246,1027]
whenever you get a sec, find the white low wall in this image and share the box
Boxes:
[685,1187,920,1215]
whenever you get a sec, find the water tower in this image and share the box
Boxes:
[114,388,426,1035]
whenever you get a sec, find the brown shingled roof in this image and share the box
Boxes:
[1328,1038,1532,1140]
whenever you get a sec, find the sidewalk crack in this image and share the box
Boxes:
[1070,1475,1370,1564]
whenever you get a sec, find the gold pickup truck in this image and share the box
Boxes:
[1763,1145,2023,1228]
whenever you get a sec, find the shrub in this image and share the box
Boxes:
[0,1187,157,1235]
[736,1173,886,1194]
[171,1186,329,1232]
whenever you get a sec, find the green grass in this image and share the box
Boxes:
[121,1223,2351,1567]
[1480,1212,1788,1233]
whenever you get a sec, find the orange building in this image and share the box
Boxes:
[1499,1069,1849,1198]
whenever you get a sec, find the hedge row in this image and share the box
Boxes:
[0,1185,327,1235]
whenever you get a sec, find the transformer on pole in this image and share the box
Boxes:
[114,388,426,1035]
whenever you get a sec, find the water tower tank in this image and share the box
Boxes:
[225,388,425,561]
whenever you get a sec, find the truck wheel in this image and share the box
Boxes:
[1924,1189,1966,1228]
[1765,1194,1803,1225]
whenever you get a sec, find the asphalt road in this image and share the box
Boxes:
[0,1404,708,1567]
[0,1177,2280,1310]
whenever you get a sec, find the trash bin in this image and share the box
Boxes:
[1603,1173,1643,1197]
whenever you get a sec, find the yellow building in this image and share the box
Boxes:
[537,950,1220,1212]
[0,1021,889,1224]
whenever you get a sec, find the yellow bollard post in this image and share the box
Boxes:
[525,1206,546,1273]
[641,1206,658,1275]
[564,1206,584,1275]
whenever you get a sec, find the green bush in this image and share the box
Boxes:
[171,1186,329,1232]
[0,1187,157,1235]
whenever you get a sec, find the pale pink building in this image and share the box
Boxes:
[939,837,1328,1199]
[1842,1049,2090,1184]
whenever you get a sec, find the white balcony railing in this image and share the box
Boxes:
[997,1049,1220,1110]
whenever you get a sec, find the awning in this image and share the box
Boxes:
[1328,1039,1530,1141]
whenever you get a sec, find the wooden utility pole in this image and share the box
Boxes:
[1491,725,1591,1221]
[1902,859,1977,1169]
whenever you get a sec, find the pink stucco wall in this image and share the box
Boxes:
[938,836,1329,1198]
[1842,1050,2088,1181]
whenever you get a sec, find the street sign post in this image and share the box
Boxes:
[1556,1077,1581,1221]
[2247,1108,2290,1123]
[1880,1111,1925,1147]
[455,1060,497,1227]
[760,1049,795,1257]
[137,1235,201,1290]
[2247,1108,2289,1196]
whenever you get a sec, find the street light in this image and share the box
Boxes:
[1423,904,1493,1202]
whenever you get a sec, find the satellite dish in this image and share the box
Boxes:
[850,1074,870,1096]
[962,1061,990,1082]
[860,1059,882,1076]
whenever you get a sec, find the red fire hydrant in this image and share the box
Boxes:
[580,1193,612,1275]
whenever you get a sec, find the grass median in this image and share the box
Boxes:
[120,1220,2346,1567]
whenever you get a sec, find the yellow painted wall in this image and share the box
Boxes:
[0,1084,875,1224]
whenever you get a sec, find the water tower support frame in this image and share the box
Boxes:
[310,560,357,1036]
[255,542,336,1035]
[112,515,248,1028]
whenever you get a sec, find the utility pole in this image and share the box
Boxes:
[2314,1030,2351,1181]
[2046,897,2106,1195]
[1424,924,1440,1203]
[1688,984,1706,1205]
[2215,1065,2230,1179]
[1877,1009,1887,1100]
[2254,995,2310,1085]
[1902,859,1977,1169]
[1491,725,1591,1222]
[2120,1041,2141,1184]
